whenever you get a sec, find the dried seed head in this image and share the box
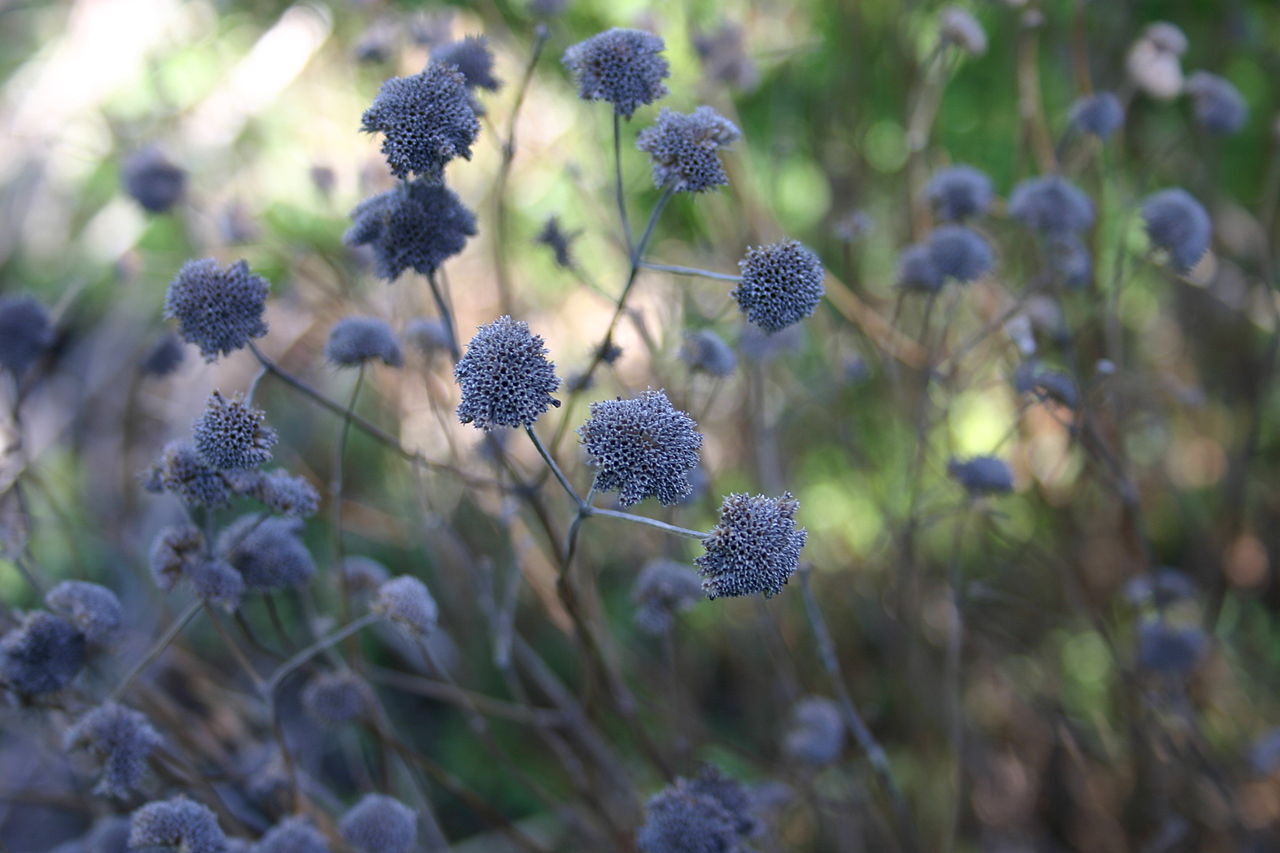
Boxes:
[947,455,1015,496]
[631,559,704,635]
[45,581,122,645]
[0,611,86,695]
[432,36,500,91]
[562,28,670,119]
[1185,71,1247,135]
[783,697,845,765]
[122,147,186,213]
[129,797,226,853]
[636,106,741,193]
[144,442,230,507]
[455,316,561,431]
[1142,188,1211,273]
[360,62,479,181]
[926,225,993,283]
[1069,92,1124,139]
[373,576,438,636]
[0,295,54,377]
[696,493,806,599]
[302,670,371,726]
[326,317,403,367]
[1008,176,1095,235]
[193,392,277,471]
[219,516,315,592]
[732,240,825,334]
[345,180,477,281]
[65,703,163,798]
[925,165,993,222]
[680,329,737,377]
[227,469,320,518]
[940,7,987,55]
[579,389,703,508]
[339,794,418,853]
[149,523,205,591]
[164,259,269,361]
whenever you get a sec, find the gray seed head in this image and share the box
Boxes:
[948,455,1014,496]
[783,696,845,765]
[0,611,86,695]
[1186,71,1247,135]
[141,332,186,377]
[455,316,561,431]
[432,36,500,91]
[637,766,755,853]
[579,389,703,507]
[896,243,943,293]
[193,392,277,471]
[0,295,54,377]
[45,581,122,645]
[345,180,477,281]
[732,240,825,334]
[693,22,759,92]
[1137,620,1207,677]
[65,702,163,798]
[1124,568,1197,609]
[631,559,704,635]
[339,794,417,853]
[326,317,403,367]
[1008,176,1095,235]
[535,216,577,269]
[680,329,737,377]
[940,6,987,55]
[342,556,391,594]
[219,516,314,592]
[373,576,438,636]
[562,28,670,119]
[636,106,740,193]
[144,442,231,507]
[925,165,993,221]
[256,817,330,853]
[1013,361,1080,409]
[189,558,245,610]
[227,469,320,518]
[164,259,269,362]
[403,317,453,354]
[1069,92,1124,139]
[360,62,479,181]
[696,492,806,599]
[149,524,205,591]
[129,797,227,853]
[122,147,186,213]
[301,671,370,726]
[927,225,993,283]
[1141,188,1211,273]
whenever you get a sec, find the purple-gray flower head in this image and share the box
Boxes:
[404,317,453,355]
[896,243,943,293]
[1141,188,1211,273]
[0,611,85,695]
[129,797,226,853]
[190,559,246,610]
[696,492,806,599]
[326,317,403,367]
[373,576,438,636]
[219,516,314,592]
[637,766,756,853]
[926,225,993,283]
[144,442,229,507]
[1045,233,1092,288]
[1013,361,1079,409]
[535,216,577,269]
[948,455,1014,496]
[345,179,477,281]
[45,581,122,645]
[1185,71,1247,135]
[339,793,418,853]
[1008,176,1095,235]
[360,62,479,181]
[1069,92,1124,139]
[579,389,703,507]
[141,332,186,377]
[193,391,277,471]
[122,147,186,213]
[562,28,670,119]
[693,22,759,92]
[302,670,370,726]
[636,106,740,193]
[1137,620,1207,677]
[65,703,162,797]
[164,258,269,361]
[455,316,561,431]
[784,696,845,765]
[149,524,204,591]
[732,240,825,334]
[257,817,330,853]
[432,36,500,91]
[925,165,993,221]
[227,469,320,518]
[0,295,54,377]
[680,329,737,376]
[631,559,704,635]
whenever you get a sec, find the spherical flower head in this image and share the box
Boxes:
[339,794,418,853]
[373,576,438,636]
[1137,620,1207,677]
[218,516,314,592]
[784,696,845,765]
[65,702,162,798]
[685,765,757,838]
[1142,188,1210,273]
[189,558,245,610]
[455,316,561,431]
[149,525,203,593]
[1185,71,1247,135]
[326,317,403,367]
[164,259,269,362]
[302,670,370,726]
[696,492,806,599]
[227,469,320,518]
[925,165,993,221]
[927,225,993,283]
[0,294,54,378]
[895,243,943,293]
[1144,22,1188,55]
[404,317,453,355]
[631,559,704,635]
[636,106,740,193]
[693,22,759,92]
[360,62,479,181]
[1069,92,1124,139]
[732,240,825,334]
[637,766,755,853]
[256,817,330,853]
[345,180,477,281]
[1044,233,1092,288]
[562,28,670,119]
[129,797,226,853]
[535,216,577,269]
[432,36,500,91]
[578,389,703,507]
[680,329,737,377]
[1008,176,1095,235]
[1013,361,1079,409]
[122,147,186,213]
[948,455,1014,496]
[143,442,230,508]
[193,391,277,471]
[141,332,186,377]
[0,611,85,695]
[45,581,122,645]
[940,6,986,55]
[1126,35,1183,101]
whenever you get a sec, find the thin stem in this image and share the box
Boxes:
[586,506,706,540]
[264,613,377,694]
[427,271,461,362]
[943,507,972,853]
[640,261,741,283]
[524,426,582,507]
[614,111,633,256]
[109,599,203,701]
[333,365,365,633]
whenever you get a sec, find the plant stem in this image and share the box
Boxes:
[640,261,741,282]
[109,599,203,701]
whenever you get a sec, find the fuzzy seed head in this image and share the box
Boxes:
[149,524,205,591]
[342,556,391,594]
[927,225,993,283]
[373,576,437,636]
[631,559,704,635]
[535,216,577,268]
[339,794,417,853]
[193,392,277,471]
[636,106,740,193]
[432,36,500,91]
[144,442,231,507]
[123,147,186,213]
[1185,71,1247,135]
[940,6,987,55]
[784,697,845,765]
[164,259,269,361]
[455,316,561,431]
[255,817,330,853]
[925,165,993,221]
[129,797,227,853]
[896,244,943,293]
[696,492,806,599]
[302,671,370,726]
[219,516,314,592]
[227,469,320,518]
[562,28,670,118]
[189,559,245,610]
[1142,188,1211,273]
[732,240,825,334]
[1008,176,1095,235]
[141,332,186,377]
[404,317,453,354]
[1069,92,1124,139]
[1137,620,1206,676]
[0,295,54,377]
[65,703,163,798]
[637,766,755,853]
[680,329,737,377]
[45,581,122,645]
[345,180,477,281]
[326,317,403,367]
[0,611,86,695]
[360,62,479,181]
[579,389,703,507]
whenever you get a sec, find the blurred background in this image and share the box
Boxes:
[3,0,1280,850]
